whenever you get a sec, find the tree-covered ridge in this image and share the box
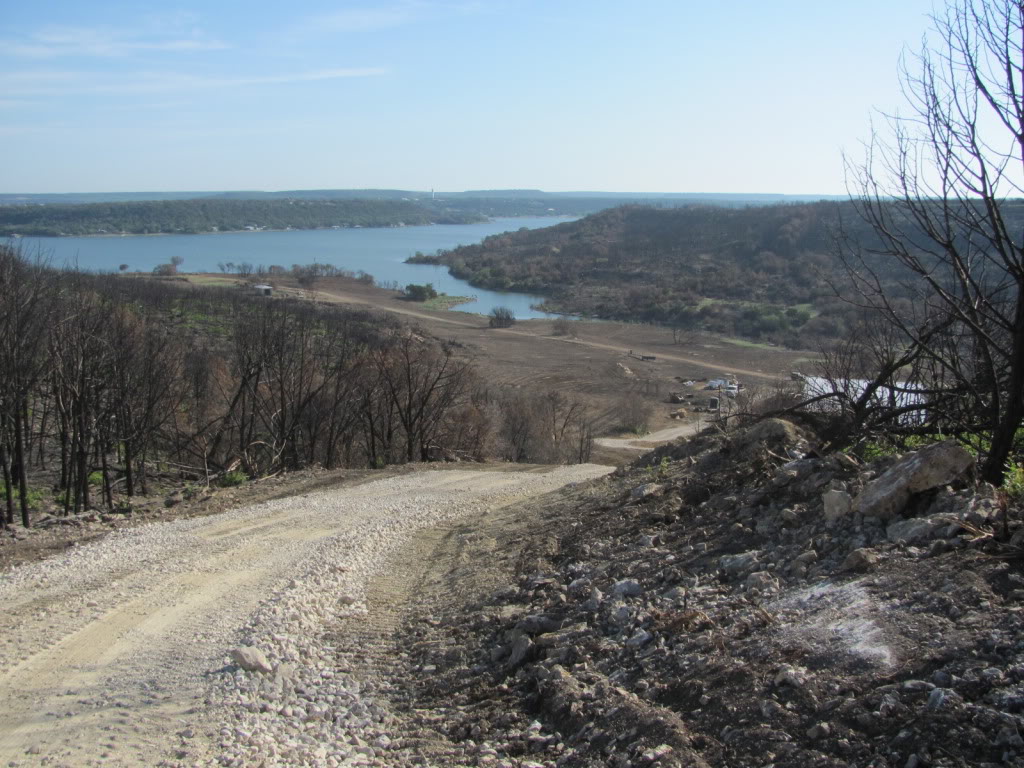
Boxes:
[440,204,837,292]
[411,201,1012,345]
[0,198,484,236]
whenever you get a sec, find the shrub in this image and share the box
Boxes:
[489,306,516,328]
[1005,463,1024,503]
[551,316,574,336]
[404,283,437,301]
[218,470,247,487]
[0,483,46,509]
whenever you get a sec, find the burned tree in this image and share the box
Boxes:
[842,0,1024,483]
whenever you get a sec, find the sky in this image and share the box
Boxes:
[0,0,941,195]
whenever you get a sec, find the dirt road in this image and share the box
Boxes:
[594,420,706,451]
[311,284,782,382]
[0,465,610,767]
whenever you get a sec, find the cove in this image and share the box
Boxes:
[18,216,572,319]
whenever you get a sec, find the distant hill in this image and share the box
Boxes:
[0,188,843,210]
[0,198,483,237]
[0,189,852,236]
[407,201,911,346]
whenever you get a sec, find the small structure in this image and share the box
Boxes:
[627,351,657,361]
[252,284,273,297]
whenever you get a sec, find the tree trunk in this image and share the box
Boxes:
[124,439,135,497]
[0,442,12,527]
[14,401,29,528]
[981,291,1024,484]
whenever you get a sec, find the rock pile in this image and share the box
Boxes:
[392,420,1024,767]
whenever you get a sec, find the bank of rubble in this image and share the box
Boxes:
[393,419,1024,767]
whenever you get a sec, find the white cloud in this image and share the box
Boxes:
[304,0,493,31]
[308,7,417,32]
[101,67,388,94]
[0,67,387,97]
[2,24,228,59]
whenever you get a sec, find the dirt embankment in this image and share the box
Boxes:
[368,422,1024,767]
[4,416,1021,767]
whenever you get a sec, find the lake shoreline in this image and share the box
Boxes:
[20,217,569,319]
[11,215,572,240]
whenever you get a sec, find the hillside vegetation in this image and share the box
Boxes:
[411,201,1024,346]
[0,190,853,237]
[0,198,484,236]
[0,247,596,529]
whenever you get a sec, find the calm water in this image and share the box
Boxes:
[19,217,571,319]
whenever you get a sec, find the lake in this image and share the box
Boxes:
[18,216,572,319]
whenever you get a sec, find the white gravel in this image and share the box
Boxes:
[0,465,610,768]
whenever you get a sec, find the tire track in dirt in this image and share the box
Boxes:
[0,466,611,767]
[313,286,782,381]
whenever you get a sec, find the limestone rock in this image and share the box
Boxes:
[630,483,665,502]
[842,548,879,571]
[625,629,653,648]
[886,516,947,544]
[612,579,643,597]
[745,571,779,593]
[718,550,760,574]
[855,441,974,520]
[822,489,853,524]
[230,646,273,675]
[508,634,533,668]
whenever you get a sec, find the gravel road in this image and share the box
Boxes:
[0,465,611,767]
[594,422,703,452]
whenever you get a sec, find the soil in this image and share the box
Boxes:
[4,409,1023,765]
[15,275,1012,766]
[186,273,811,457]
[365,421,1024,768]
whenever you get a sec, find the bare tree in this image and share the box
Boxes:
[489,306,516,328]
[494,389,593,464]
[843,0,1024,484]
[373,334,472,463]
[0,247,53,527]
[617,395,653,436]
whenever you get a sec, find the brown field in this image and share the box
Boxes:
[187,274,815,462]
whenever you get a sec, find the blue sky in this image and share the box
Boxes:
[1,0,939,195]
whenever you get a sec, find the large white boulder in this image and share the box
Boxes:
[855,441,974,521]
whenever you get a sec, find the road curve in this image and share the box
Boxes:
[0,465,610,767]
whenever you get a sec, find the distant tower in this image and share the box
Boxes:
[431,188,435,199]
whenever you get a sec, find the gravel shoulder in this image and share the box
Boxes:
[0,464,611,767]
